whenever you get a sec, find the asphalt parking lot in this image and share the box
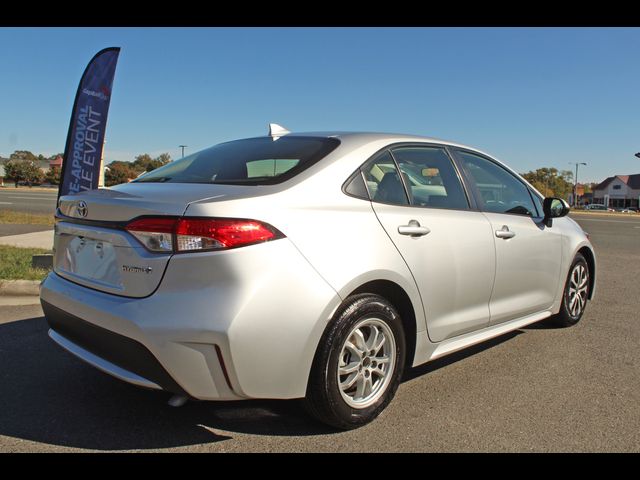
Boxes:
[0,213,639,452]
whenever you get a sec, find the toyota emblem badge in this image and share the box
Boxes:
[76,200,88,218]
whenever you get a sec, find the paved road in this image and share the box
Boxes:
[1,214,639,452]
[0,188,57,215]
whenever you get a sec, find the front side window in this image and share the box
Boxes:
[135,136,340,185]
[391,146,469,210]
[455,150,536,217]
[530,189,544,218]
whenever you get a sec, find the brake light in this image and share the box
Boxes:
[125,217,282,253]
[175,218,279,251]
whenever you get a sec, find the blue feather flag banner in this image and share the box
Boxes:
[58,47,120,201]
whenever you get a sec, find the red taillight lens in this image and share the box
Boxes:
[175,218,280,251]
[125,217,282,253]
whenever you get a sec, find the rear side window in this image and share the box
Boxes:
[135,136,340,185]
[362,151,409,205]
[391,147,469,210]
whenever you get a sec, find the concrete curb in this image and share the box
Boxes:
[0,279,41,297]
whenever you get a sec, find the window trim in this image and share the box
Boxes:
[342,142,475,212]
[528,187,545,219]
[449,147,539,218]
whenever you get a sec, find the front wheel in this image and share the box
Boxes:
[553,253,590,327]
[305,294,406,430]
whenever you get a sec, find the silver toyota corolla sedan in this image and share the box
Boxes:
[40,126,596,429]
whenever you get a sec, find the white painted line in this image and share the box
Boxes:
[0,201,13,204]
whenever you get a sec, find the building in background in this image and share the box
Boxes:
[48,155,63,171]
[593,174,640,209]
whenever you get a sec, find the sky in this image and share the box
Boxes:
[0,27,639,183]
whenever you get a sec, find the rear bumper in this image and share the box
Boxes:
[43,300,185,394]
[48,329,162,391]
[40,238,341,400]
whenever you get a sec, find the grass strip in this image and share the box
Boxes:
[0,210,55,226]
[0,245,51,281]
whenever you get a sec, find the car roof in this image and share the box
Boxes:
[280,131,499,161]
[287,131,476,148]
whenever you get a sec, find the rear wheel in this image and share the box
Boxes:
[553,253,590,327]
[305,294,405,430]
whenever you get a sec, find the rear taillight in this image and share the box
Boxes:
[175,218,279,251]
[125,217,176,253]
[125,217,282,253]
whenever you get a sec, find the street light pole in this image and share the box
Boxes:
[179,145,188,158]
[569,162,587,207]
[635,154,640,208]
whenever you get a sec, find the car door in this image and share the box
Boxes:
[363,146,496,343]
[452,149,562,325]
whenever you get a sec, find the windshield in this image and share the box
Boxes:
[135,136,340,185]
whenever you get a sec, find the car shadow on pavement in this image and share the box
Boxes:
[403,330,522,382]
[521,318,564,330]
[0,316,335,451]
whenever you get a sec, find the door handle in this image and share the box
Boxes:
[495,225,516,239]
[398,220,431,237]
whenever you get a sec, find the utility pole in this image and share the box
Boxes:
[569,162,587,207]
[635,154,640,208]
[179,145,188,158]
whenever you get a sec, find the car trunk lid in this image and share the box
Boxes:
[54,183,272,297]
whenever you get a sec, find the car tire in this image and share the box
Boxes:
[304,294,406,430]
[552,253,590,328]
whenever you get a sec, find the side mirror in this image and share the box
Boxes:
[542,197,570,227]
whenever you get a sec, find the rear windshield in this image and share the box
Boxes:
[135,136,341,185]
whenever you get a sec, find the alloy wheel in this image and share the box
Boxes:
[337,318,397,409]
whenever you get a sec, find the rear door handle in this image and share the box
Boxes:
[398,220,430,237]
[495,225,516,239]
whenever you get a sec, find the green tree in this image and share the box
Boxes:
[132,154,153,173]
[45,167,61,185]
[132,153,171,173]
[521,168,574,200]
[104,161,139,186]
[9,150,38,162]
[4,160,44,186]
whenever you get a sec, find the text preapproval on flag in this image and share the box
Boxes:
[58,47,120,201]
